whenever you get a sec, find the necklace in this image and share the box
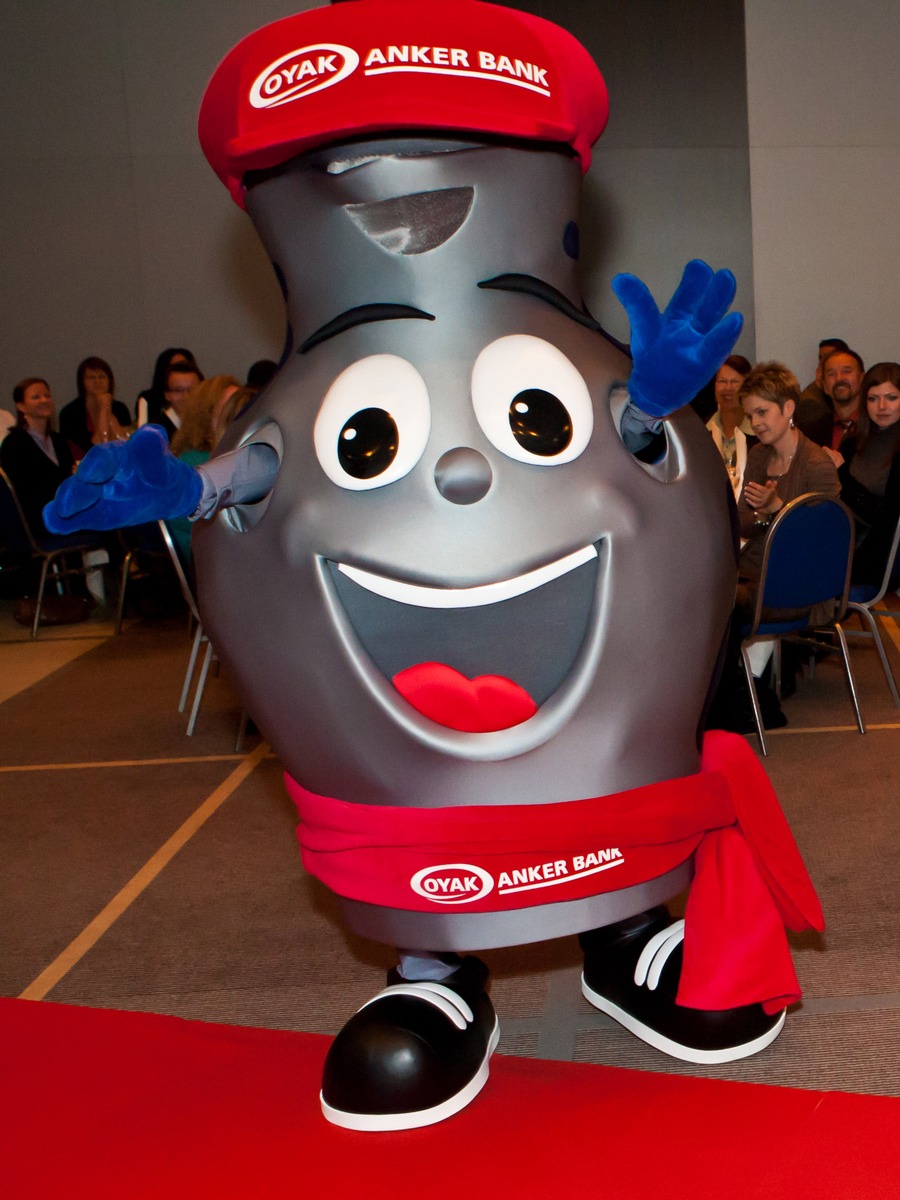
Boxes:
[768,431,798,479]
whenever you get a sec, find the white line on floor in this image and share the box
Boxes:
[18,741,271,1002]
[768,722,900,736]
[0,754,278,773]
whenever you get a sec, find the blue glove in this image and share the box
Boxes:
[612,259,743,418]
[43,425,203,534]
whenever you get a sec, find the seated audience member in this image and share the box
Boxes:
[0,408,14,442]
[245,359,278,393]
[59,357,132,459]
[796,347,864,452]
[215,385,254,436]
[136,347,198,427]
[167,375,241,560]
[1,378,75,538]
[798,337,849,410]
[837,362,900,586]
[170,375,242,464]
[706,354,754,497]
[707,363,842,732]
[157,361,204,443]
[737,361,841,603]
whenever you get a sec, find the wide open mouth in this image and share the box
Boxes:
[323,543,602,734]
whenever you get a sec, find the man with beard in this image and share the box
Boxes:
[796,347,865,452]
[798,337,848,410]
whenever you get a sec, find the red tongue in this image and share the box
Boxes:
[393,662,537,732]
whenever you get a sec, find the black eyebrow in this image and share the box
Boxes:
[478,273,628,353]
[298,303,435,354]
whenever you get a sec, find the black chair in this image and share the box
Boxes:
[740,492,863,755]
[114,523,172,634]
[0,467,107,638]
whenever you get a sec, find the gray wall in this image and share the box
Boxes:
[745,0,900,381]
[520,0,754,355]
[2,1,752,419]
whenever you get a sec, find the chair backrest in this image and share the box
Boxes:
[750,492,855,630]
[0,467,40,556]
[857,509,900,609]
[157,519,201,624]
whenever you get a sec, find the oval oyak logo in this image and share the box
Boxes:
[249,43,360,109]
[410,864,495,905]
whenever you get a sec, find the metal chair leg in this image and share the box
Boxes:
[772,638,783,700]
[834,622,866,734]
[187,640,215,736]
[179,624,205,713]
[741,645,768,756]
[114,549,134,635]
[235,709,249,754]
[847,602,900,707]
[32,558,52,638]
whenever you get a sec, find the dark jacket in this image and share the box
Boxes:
[59,396,133,457]
[839,438,900,585]
[0,427,75,539]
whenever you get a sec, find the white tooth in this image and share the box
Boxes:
[338,544,597,610]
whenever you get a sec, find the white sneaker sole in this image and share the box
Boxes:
[582,975,786,1065]
[320,1017,500,1132]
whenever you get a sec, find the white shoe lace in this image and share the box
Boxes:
[633,919,685,991]
[358,981,474,1029]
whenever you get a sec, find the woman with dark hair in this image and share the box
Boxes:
[1,378,75,537]
[837,362,900,585]
[59,357,132,459]
[136,347,198,427]
[707,353,754,496]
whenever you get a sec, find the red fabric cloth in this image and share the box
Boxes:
[199,0,609,205]
[6,999,900,1199]
[285,731,823,1014]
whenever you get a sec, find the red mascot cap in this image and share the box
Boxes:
[199,0,610,206]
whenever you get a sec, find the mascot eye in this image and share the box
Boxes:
[314,355,431,490]
[509,389,572,456]
[471,335,593,465]
[338,408,398,479]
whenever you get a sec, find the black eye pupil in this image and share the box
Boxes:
[509,389,572,456]
[338,408,399,479]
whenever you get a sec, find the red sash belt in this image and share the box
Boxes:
[285,730,824,1014]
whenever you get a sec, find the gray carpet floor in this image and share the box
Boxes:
[2,610,899,1097]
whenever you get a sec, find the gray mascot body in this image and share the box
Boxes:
[46,0,824,1132]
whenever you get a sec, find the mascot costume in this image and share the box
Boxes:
[47,0,824,1132]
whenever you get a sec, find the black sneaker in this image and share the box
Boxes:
[580,909,786,1064]
[321,956,499,1131]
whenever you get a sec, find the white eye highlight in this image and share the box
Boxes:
[314,354,431,490]
[471,335,593,465]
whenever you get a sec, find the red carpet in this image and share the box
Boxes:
[2,998,897,1199]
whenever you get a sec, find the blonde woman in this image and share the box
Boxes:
[168,375,242,560]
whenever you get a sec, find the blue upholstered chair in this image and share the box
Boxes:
[740,492,862,755]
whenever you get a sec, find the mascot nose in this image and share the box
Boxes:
[434,447,493,504]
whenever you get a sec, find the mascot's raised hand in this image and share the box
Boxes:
[43,425,202,535]
[614,258,743,418]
